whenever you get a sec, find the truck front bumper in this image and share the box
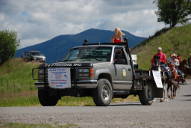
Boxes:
[35,80,98,89]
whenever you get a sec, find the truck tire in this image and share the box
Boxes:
[38,88,59,106]
[138,81,154,105]
[93,79,113,106]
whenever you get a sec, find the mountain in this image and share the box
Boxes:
[132,24,191,70]
[16,28,146,63]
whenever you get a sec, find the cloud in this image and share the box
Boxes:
[0,0,165,48]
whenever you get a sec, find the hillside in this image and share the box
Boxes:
[0,59,39,93]
[132,24,191,69]
[16,28,146,63]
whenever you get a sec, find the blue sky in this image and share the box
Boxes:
[0,0,165,48]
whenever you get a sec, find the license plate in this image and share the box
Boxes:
[48,68,71,89]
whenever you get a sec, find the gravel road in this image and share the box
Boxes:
[1,80,191,128]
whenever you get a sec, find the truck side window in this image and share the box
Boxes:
[114,48,127,64]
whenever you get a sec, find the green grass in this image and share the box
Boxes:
[0,93,139,107]
[57,96,95,106]
[0,95,39,107]
[0,59,40,106]
[133,24,191,69]
[0,123,79,128]
[0,94,95,107]
[0,58,39,93]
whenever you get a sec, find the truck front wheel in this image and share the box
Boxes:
[38,88,59,106]
[138,81,154,105]
[93,79,113,106]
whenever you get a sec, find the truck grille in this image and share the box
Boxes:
[44,68,48,82]
[43,67,91,85]
[70,68,76,83]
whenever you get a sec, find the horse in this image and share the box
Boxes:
[166,63,180,99]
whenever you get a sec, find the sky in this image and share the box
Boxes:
[0,0,165,48]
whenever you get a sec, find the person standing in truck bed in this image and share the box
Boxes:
[112,27,125,44]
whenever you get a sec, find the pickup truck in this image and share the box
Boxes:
[21,51,46,62]
[32,41,163,106]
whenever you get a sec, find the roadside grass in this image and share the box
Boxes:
[0,123,79,128]
[112,95,139,103]
[0,95,39,107]
[0,92,139,107]
[0,58,39,94]
[58,95,139,106]
[57,96,95,106]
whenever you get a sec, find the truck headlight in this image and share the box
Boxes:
[77,68,94,80]
[78,69,89,73]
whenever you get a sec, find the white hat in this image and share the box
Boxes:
[171,53,177,57]
[158,47,162,51]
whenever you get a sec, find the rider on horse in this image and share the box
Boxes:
[168,53,185,82]
[151,47,169,73]
[151,47,167,67]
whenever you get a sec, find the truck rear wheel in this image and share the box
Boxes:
[93,79,113,106]
[138,81,154,105]
[38,88,59,106]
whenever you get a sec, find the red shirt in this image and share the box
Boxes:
[113,38,122,44]
[177,56,182,62]
[151,51,167,65]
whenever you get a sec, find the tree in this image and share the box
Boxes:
[0,30,19,64]
[155,0,191,27]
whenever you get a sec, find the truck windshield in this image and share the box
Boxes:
[64,47,112,62]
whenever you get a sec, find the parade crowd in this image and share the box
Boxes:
[151,47,191,81]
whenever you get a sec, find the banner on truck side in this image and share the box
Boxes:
[48,68,71,89]
[152,70,163,88]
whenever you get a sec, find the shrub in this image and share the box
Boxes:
[0,30,19,64]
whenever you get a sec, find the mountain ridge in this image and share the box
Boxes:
[16,28,146,63]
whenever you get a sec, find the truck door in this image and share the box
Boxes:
[113,47,133,90]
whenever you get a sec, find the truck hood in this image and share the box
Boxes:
[46,61,107,68]
[47,62,93,68]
